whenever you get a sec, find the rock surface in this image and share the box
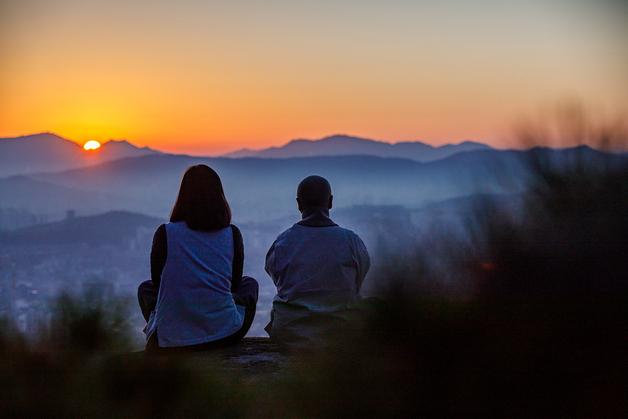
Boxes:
[122,337,290,384]
[195,337,288,375]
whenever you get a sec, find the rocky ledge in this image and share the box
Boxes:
[197,337,288,374]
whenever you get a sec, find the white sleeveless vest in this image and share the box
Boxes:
[144,222,245,347]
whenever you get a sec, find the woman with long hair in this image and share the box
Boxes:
[137,164,258,352]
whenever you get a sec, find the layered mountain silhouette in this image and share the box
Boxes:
[1,131,623,227]
[0,132,489,178]
[2,144,619,225]
[0,133,159,177]
[224,134,491,161]
[0,175,125,217]
[0,210,163,246]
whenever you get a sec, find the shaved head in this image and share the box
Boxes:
[297,175,333,211]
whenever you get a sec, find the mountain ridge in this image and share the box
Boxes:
[0,145,624,228]
[0,210,163,246]
[0,132,159,177]
[223,134,492,161]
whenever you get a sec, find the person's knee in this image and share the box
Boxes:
[138,281,147,301]
[242,276,259,299]
[138,280,153,294]
[137,280,156,307]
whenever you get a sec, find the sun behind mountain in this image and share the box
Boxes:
[83,140,101,151]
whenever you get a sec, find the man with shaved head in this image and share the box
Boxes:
[265,175,370,349]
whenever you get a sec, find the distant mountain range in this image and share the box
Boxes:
[1,143,620,225]
[0,210,163,246]
[1,132,625,226]
[224,134,492,161]
[0,133,490,178]
[0,133,159,177]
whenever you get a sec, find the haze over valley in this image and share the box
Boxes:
[1,132,625,341]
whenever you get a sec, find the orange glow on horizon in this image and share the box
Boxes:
[1,1,626,154]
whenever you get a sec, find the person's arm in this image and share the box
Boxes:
[265,240,279,284]
[231,225,244,292]
[352,234,371,292]
[150,224,167,290]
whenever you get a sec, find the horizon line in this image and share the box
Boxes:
[1,131,496,156]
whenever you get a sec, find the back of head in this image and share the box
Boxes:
[297,175,333,210]
[170,164,231,231]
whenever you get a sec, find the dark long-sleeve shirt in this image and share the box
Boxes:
[150,223,243,292]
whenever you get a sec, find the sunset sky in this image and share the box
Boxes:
[1,0,627,154]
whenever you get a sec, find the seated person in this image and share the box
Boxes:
[265,175,370,349]
[137,164,258,352]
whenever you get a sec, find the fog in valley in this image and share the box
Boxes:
[1,133,624,344]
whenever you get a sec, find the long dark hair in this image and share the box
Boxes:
[170,164,231,231]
